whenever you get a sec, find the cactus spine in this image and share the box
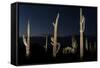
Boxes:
[80,8,85,59]
[23,20,30,57]
[51,13,60,57]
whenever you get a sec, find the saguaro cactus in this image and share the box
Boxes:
[23,20,30,57]
[80,8,85,59]
[51,13,60,57]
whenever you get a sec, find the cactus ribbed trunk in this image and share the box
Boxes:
[27,20,30,56]
[80,8,85,59]
[80,30,83,58]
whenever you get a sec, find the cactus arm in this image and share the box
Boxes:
[80,8,82,23]
[51,42,54,46]
[54,13,59,42]
[82,16,85,32]
[56,43,60,54]
[55,13,59,30]
[51,37,55,47]
[22,35,28,47]
[51,37,54,42]
[80,10,85,32]
[81,16,84,23]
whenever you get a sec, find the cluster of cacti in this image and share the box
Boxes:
[85,38,97,52]
[23,20,30,57]
[51,13,61,57]
[88,42,97,52]
[44,35,48,52]
[80,8,85,59]
[63,36,77,54]
[21,8,96,60]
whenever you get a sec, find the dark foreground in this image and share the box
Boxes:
[18,36,97,65]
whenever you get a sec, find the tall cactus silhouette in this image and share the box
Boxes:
[23,20,30,57]
[51,13,60,57]
[80,8,85,59]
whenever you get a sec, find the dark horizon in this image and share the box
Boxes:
[19,4,97,37]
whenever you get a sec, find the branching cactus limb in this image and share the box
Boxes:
[80,8,85,59]
[56,43,60,54]
[23,20,30,57]
[51,37,61,57]
[51,13,60,57]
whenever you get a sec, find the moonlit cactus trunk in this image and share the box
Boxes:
[23,20,30,57]
[51,13,60,57]
[80,8,85,59]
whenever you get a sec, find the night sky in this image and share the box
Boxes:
[19,4,97,37]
